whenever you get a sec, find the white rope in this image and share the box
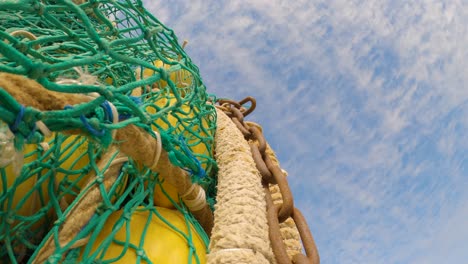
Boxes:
[181,183,196,199]
[150,130,162,169]
[107,156,129,170]
[56,66,99,86]
[39,142,50,151]
[0,121,15,168]
[181,184,206,212]
[106,101,119,140]
[35,120,51,138]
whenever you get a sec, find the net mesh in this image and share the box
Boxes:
[0,0,216,263]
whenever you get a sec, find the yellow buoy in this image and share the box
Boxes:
[0,134,92,222]
[153,179,179,209]
[142,59,193,90]
[0,133,127,225]
[81,206,207,264]
[0,143,51,228]
[142,60,211,208]
[53,134,128,205]
[53,135,92,204]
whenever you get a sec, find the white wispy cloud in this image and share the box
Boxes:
[144,0,468,263]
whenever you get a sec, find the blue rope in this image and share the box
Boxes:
[9,105,25,132]
[64,105,106,136]
[118,113,132,121]
[178,135,206,179]
[100,101,114,123]
[7,105,39,143]
[118,96,142,121]
[128,96,142,105]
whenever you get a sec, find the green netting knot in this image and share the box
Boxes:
[145,26,164,39]
[96,174,104,184]
[29,63,47,79]
[5,105,44,147]
[88,0,99,7]
[136,249,147,258]
[14,41,28,53]
[6,212,14,225]
[54,218,64,227]
[159,68,169,83]
[98,39,110,55]
[48,253,64,264]
[122,212,132,221]
[62,248,81,264]
[33,1,44,15]
[103,90,115,102]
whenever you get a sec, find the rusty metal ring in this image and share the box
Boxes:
[292,208,320,264]
[217,98,242,109]
[238,96,256,117]
[265,155,294,223]
[264,186,291,264]
[250,143,274,183]
[230,106,245,123]
[232,117,251,137]
[248,125,266,154]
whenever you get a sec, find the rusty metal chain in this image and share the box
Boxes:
[216,97,320,264]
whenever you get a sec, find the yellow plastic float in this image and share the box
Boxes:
[81,206,207,264]
[142,59,211,209]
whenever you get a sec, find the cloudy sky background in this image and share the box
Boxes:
[143,1,468,263]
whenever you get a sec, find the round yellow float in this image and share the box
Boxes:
[142,59,193,90]
[0,141,51,229]
[81,206,207,264]
[0,132,126,224]
[52,134,92,204]
[153,179,179,209]
[141,60,211,209]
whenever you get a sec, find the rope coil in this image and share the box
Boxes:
[150,130,162,169]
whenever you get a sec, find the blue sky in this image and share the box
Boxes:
[143,1,468,263]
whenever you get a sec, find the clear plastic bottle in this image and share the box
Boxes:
[0,120,23,175]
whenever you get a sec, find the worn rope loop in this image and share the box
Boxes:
[10,30,40,50]
[39,142,50,151]
[150,129,162,169]
[35,121,52,138]
[181,185,206,212]
[181,184,197,199]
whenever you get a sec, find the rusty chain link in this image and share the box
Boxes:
[216,97,320,264]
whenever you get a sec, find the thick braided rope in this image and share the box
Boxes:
[31,145,126,264]
[208,109,275,264]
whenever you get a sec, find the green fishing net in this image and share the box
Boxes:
[0,0,217,262]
